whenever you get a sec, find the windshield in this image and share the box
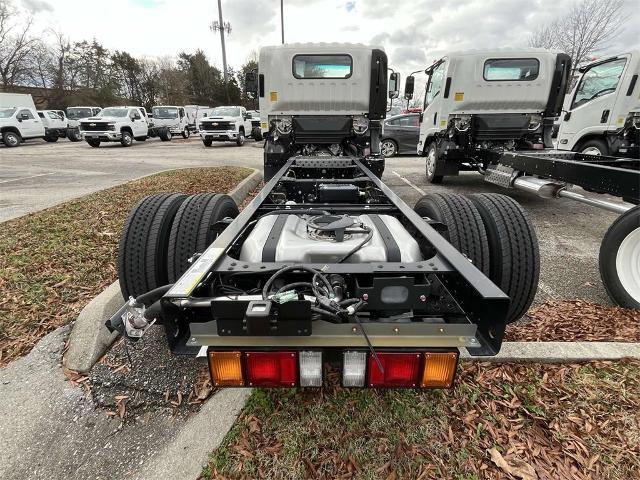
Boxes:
[0,108,16,118]
[211,107,240,117]
[152,107,178,119]
[572,58,626,109]
[99,108,130,118]
[66,108,93,119]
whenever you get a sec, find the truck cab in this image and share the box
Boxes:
[151,105,191,138]
[406,50,570,183]
[557,50,640,158]
[66,106,102,141]
[79,106,148,147]
[37,110,68,142]
[249,43,392,180]
[199,106,253,147]
[0,106,45,147]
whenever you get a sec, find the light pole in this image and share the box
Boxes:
[210,0,232,102]
[280,0,284,44]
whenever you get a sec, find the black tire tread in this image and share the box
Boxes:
[469,193,540,323]
[414,193,490,275]
[118,193,186,299]
[167,194,239,282]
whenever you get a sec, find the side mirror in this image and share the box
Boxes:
[563,111,572,121]
[388,72,400,99]
[404,76,415,100]
[245,72,258,96]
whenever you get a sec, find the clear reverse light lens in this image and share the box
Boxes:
[343,351,367,387]
[299,351,322,387]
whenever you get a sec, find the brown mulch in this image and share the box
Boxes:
[203,360,640,480]
[0,167,251,366]
[506,300,640,342]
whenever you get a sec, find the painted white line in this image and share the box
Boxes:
[392,170,426,196]
[0,172,54,184]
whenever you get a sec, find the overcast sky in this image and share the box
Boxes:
[22,0,640,78]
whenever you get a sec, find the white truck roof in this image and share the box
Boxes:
[259,43,385,116]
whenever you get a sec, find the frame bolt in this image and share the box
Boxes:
[352,327,357,333]
[362,293,369,301]
[393,327,399,333]
[420,295,426,302]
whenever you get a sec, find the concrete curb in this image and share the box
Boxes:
[460,341,640,363]
[64,168,262,373]
[132,388,252,480]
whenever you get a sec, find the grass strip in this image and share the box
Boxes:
[0,166,251,366]
[202,360,640,480]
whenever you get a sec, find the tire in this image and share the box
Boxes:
[167,194,239,282]
[68,130,82,142]
[253,128,263,141]
[87,139,101,148]
[381,139,397,157]
[578,138,608,156]
[236,129,245,146]
[2,131,21,147]
[118,193,187,300]
[599,206,640,309]
[425,142,443,184]
[203,138,213,147]
[44,135,59,143]
[182,128,190,139]
[120,130,133,147]
[414,193,490,275]
[469,193,540,323]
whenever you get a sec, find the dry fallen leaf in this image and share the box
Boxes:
[489,447,538,480]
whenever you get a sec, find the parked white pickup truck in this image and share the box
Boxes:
[66,106,102,141]
[0,106,45,147]
[38,110,68,142]
[79,106,171,147]
[151,105,191,138]
[198,105,252,147]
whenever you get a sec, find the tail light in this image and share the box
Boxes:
[208,351,244,387]
[245,352,297,387]
[421,352,458,388]
[367,352,422,387]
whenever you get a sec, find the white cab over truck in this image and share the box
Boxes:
[66,106,102,142]
[184,105,212,132]
[557,50,639,158]
[199,105,253,147]
[405,50,570,183]
[0,93,45,147]
[79,106,171,147]
[151,105,191,138]
[37,110,68,142]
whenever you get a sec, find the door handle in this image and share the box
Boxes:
[601,109,610,123]
[433,113,438,125]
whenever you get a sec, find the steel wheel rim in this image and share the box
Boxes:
[6,134,18,146]
[426,147,436,177]
[616,226,640,303]
[381,140,394,156]
[582,146,602,155]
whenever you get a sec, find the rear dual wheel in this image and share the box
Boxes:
[414,192,540,323]
[118,192,238,299]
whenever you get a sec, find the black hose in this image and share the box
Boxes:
[275,282,314,295]
[262,265,332,300]
[337,227,373,263]
[135,284,173,307]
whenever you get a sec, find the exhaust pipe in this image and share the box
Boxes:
[512,176,632,215]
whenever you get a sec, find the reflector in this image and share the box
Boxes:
[245,351,297,387]
[208,351,244,387]
[299,351,322,387]
[342,351,367,387]
[368,352,421,387]
[421,352,458,388]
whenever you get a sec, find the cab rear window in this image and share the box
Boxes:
[293,54,352,79]
[483,58,539,81]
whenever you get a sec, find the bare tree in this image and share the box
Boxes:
[528,0,627,73]
[0,0,37,87]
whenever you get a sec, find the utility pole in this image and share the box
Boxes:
[210,0,232,102]
[280,0,284,44]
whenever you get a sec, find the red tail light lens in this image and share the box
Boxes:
[367,352,422,387]
[244,351,297,387]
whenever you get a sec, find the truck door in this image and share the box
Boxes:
[241,107,251,133]
[418,60,446,153]
[130,108,146,136]
[179,107,186,128]
[17,108,43,138]
[559,56,628,152]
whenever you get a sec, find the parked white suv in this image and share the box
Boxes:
[80,106,149,147]
[151,105,190,138]
[66,106,102,141]
[198,105,252,147]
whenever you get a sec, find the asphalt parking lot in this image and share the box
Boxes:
[1,137,626,305]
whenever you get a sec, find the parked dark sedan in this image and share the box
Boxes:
[381,113,420,157]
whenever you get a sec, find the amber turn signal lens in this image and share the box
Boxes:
[208,351,244,386]
[421,352,458,388]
